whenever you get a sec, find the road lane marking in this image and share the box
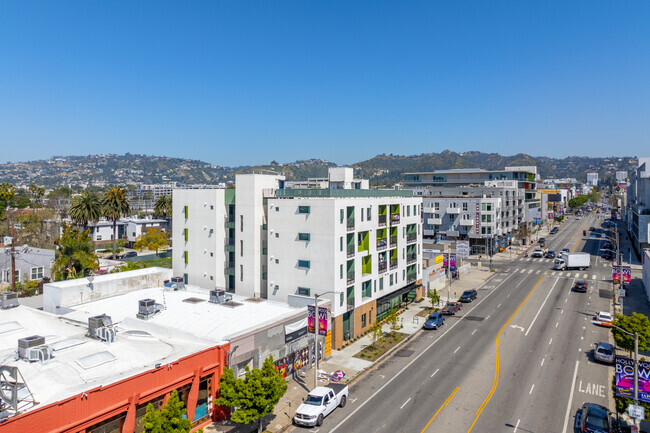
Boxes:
[420,387,460,433]
[536,270,541,274]
[520,269,526,274]
[329,272,517,433]
[454,346,461,354]
[497,304,501,308]
[529,384,535,394]
[561,361,580,433]
[514,419,520,432]
[486,315,490,320]
[507,293,510,298]
[431,368,439,378]
[400,398,411,409]
[525,277,559,336]
[471,329,477,335]
[528,269,533,274]
[467,275,545,433]
[556,322,559,328]
[549,338,553,345]
[541,358,545,366]
[592,275,596,280]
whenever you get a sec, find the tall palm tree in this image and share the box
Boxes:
[68,191,102,230]
[0,182,16,218]
[153,195,172,218]
[103,187,131,258]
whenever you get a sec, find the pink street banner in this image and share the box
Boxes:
[612,266,621,284]
[622,266,632,286]
[308,305,328,336]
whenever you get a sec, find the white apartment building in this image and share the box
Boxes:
[267,189,422,348]
[285,167,369,190]
[616,171,628,184]
[587,172,599,187]
[627,157,650,251]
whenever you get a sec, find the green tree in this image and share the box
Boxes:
[386,309,400,332]
[427,289,440,310]
[0,182,16,217]
[69,191,102,230]
[612,313,650,354]
[589,190,601,203]
[52,223,99,280]
[134,229,170,255]
[370,322,383,348]
[215,356,288,433]
[568,195,589,208]
[141,390,192,433]
[153,195,172,219]
[609,194,619,208]
[102,187,130,259]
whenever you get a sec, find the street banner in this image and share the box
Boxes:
[443,253,456,268]
[615,356,650,403]
[435,254,443,265]
[613,266,621,284]
[622,266,632,286]
[456,241,470,259]
[307,305,328,336]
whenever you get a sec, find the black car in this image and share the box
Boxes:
[121,251,138,258]
[573,280,587,293]
[539,238,546,244]
[459,290,477,303]
[545,250,555,259]
[579,402,613,433]
[550,227,559,234]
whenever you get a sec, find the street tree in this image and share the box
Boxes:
[141,390,192,433]
[52,224,99,280]
[609,194,619,208]
[370,322,383,348]
[69,191,102,230]
[611,313,650,355]
[386,309,400,332]
[215,356,288,433]
[153,195,172,219]
[134,229,170,255]
[427,288,440,310]
[102,187,130,259]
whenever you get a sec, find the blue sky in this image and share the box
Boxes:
[1,1,648,166]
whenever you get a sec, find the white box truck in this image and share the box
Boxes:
[554,252,590,270]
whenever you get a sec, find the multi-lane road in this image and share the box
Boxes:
[293,214,616,433]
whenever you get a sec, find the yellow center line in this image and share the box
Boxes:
[420,386,460,433]
[466,275,545,433]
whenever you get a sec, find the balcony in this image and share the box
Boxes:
[423,229,436,237]
[427,218,442,225]
[459,219,474,226]
[389,258,398,270]
[377,238,387,251]
[407,276,417,284]
[347,273,355,285]
[390,215,400,225]
[390,235,397,247]
[347,220,355,231]
[447,207,461,214]
[407,234,417,244]
[347,246,355,257]
[347,299,355,312]
[378,215,387,226]
[378,262,387,273]
[224,221,235,229]
[407,253,417,264]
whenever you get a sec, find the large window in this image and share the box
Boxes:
[30,267,44,280]
[298,260,311,269]
[298,287,310,296]
[298,205,310,214]
[298,233,310,241]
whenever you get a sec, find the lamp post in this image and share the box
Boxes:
[612,324,640,430]
[312,290,340,389]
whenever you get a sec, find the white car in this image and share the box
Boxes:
[293,384,349,427]
[531,249,544,258]
[595,311,613,327]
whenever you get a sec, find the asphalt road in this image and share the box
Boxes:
[291,213,617,433]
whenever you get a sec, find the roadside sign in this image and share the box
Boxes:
[618,288,626,298]
[628,403,645,420]
[456,241,470,259]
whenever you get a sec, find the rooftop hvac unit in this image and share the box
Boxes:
[88,314,115,342]
[18,336,45,359]
[136,298,164,320]
[170,276,185,289]
[0,292,19,309]
[24,346,53,363]
[209,289,232,304]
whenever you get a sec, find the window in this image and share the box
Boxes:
[361,313,367,328]
[463,203,468,211]
[210,252,213,257]
[298,205,310,214]
[96,235,102,241]
[297,287,310,296]
[298,233,310,241]
[275,258,279,264]
[369,310,372,324]
[361,208,364,222]
[362,281,372,298]
[374,280,377,293]
[390,274,393,285]
[434,202,440,210]
[340,292,344,307]
[367,207,371,221]
[340,209,344,223]
[298,260,311,269]
[210,205,214,210]
[340,236,343,251]
[406,206,410,217]
[184,228,188,242]
[275,206,279,212]
[379,277,384,291]
[240,240,243,256]
[30,267,44,280]
[184,206,188,218]
[240,265,243,281]
[340,264,343,279]
[275,233,279,238]
[240,215,243,232]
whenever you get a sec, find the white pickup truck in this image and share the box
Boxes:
[293,383,349,427]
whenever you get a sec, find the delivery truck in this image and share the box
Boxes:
[553,252,590,271]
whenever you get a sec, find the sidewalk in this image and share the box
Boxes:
[204,264,497,433]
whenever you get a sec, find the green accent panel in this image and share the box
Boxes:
[225,221,235,229]
[225,245,235,252]
[358,231,369,252]
[224,189,236,205]
[378,205,387,215]
[362,255,372,274]
[277,189,413,198]
[390,248,398,259]
[224,268,235,276]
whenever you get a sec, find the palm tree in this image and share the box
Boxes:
[0,182,16,218]
[153,195,172,218]
[102,187,131,258]
[53,223,99,280]
[68,191,102,230]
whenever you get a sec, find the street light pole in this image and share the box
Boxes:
[312,290,340,389]
[612,324,640,430]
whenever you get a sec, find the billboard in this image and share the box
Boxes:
[308,305,328,336]
[456,241,470,259]
[615,356,650,403]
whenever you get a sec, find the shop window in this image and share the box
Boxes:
[361,313,367,328]
[87,412,127,433]
[134,397,163,433]
[298,287,310,296]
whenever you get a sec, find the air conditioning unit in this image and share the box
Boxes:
[96,327,116,343]
[25,345,53,363]
[136,298,164,320]
[209,289,231,304]
[18,336,45,359]
[170,276,185,290]
[88,314,115,342]
[0,292,18,309]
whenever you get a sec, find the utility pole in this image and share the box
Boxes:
[10,222,16,292]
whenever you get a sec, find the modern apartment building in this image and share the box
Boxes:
[172,168,423,349]
[627,157,650,251]
[415,181,523,254]
[587,172,599,187]
[616,171,628,184]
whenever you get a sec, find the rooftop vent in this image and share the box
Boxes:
[88,314,116,343]
[164,276,185,291]
[209,289,232,304]
[136,298,164,320]
[0,292,18,310]
[18,336,53,363]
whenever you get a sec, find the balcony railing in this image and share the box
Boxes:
[378,215,387,226]
[407,276,416,284]
[347,246,355,258]
[347,219,355,231]
[407,253,417,264]
[347,299,355,312]
[447,207,461,214]
[407,234,417,244]
[390,235,397,246]
[347,274,355,285]
[390,258,398,270]
[391,215,400,225]
[377,239,387,250]
[378,262,387,273]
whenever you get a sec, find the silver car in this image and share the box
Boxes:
[593,342,614,364]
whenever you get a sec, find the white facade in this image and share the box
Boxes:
[266,195,422,320]
[125,217,168,243]
[627,157,650,249]
[616,171,628,183]
[587,172,599,186]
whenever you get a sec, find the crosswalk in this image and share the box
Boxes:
[517,257,613,268]
[503,267,604,281]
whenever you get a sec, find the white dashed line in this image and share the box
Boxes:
[471,329,477,335]
[431,368,439,378]
[514,419,520,432]
[549,338,553,345]
[400,398,411,409]
[454,346,461,354]
[556,322,559,328]
[529,384,535,394]
[541,358,545,366]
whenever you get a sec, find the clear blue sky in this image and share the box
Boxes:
[1,1,648,166]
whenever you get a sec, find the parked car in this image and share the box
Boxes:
[293,384,349,427]
[441,302,461,315]
[539,238,546,244]
[459,290,477,303]
[561,248,570,254]
[589,226,595,231]
[593,342,615,365]
[550,227,559,234]
[573,280,587,293]
[594,311,613,327]
[545,250,555,259]
[579,402,614,433]
[531,249,544,258]
[423,312,445,330]
[121,251,137,258]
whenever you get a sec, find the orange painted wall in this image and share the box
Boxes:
[0,343,228,433]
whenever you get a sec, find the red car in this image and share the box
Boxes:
[441,302,461,315]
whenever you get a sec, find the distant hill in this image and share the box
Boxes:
[0,151,637,188]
